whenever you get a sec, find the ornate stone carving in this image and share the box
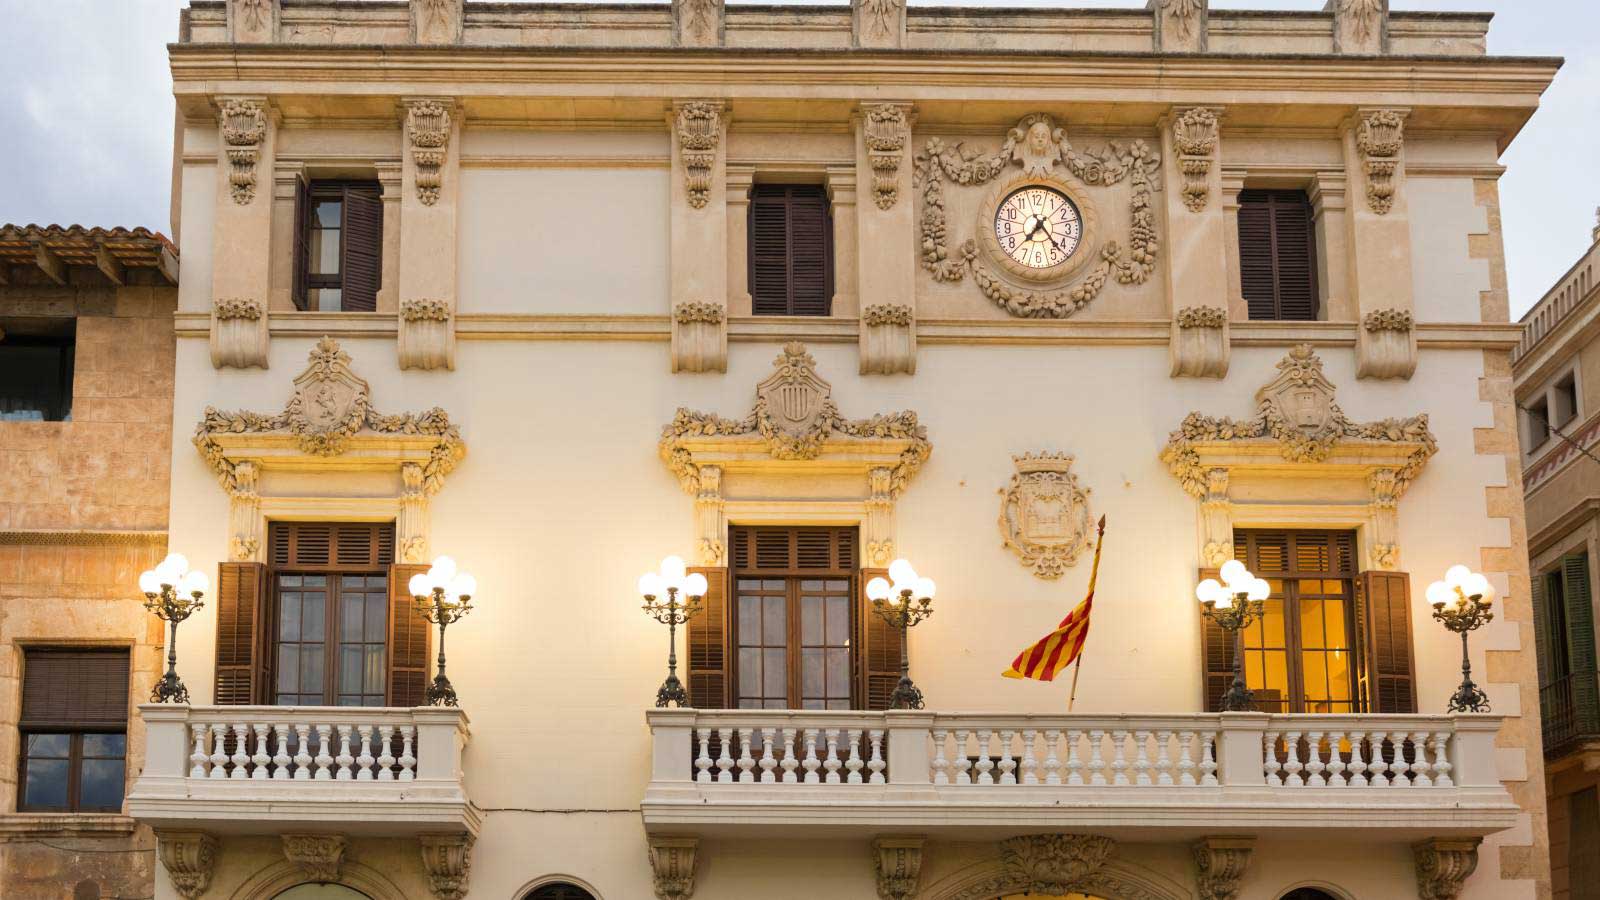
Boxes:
[999,453,1094,579]
[1200,467,1232,568]
[194,337,465,495]
[674,301,726,324]
[1363,308,1413,332]
[675,101,724,210]
[1338,0,1385,45]
[915,114,1161,319]
[282,834,345,882]
[211,297,268,369]
[863,304,913,326]
[228,460,261,562]
[649,836,698,900]
[1172,107,1219,213]
[1356,109,1405,215]
[1413,838,1480,900]
[1192,837,1254,900]
[1176,306,1226,329]
[411,0,463,44]
[230,0,277,42]
[213,297,263,320]
[693,464,726,567]
[855,0,905,47]
[407,100,452,206]
[219,99,267,205]
[861,304,916,375]
[157,831,218,900]
[402,298,452,322]
[873,836,925,900]
[864,104,911,210]
[671,301,728,373]
[674,0,723,47]
[1357,305,1417,380]
[1172,305,1228,379]
[999,834,1116,895]
[1161,344,1436,497]
[400,298,454,371]
[399,461,429,563]
[865,466,896,567]
[1160,0,1205,37]
[419,833,474,900]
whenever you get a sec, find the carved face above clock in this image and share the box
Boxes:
[993,186,1083,270]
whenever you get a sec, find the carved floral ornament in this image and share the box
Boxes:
[407,100,453,206]
[915,113,1161,319]
[1363,308,1413,332]
[219,98,267,205]
[401,298,452,322]
[1172,107,1220,213]
[676,101,724,210]
[673,301,726,324]
[929,835,1178,900]
[999,453,1094,579]
[864,103,911,210]
[1160,343,1436,498]
[213,297,263,320]
[1356,108,1406,215]
[1176,305,1227,329]
[863,303,913,327]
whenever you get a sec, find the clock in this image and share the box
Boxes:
[993,186,1084,270]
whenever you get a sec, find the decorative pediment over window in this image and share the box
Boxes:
[659,342,931,567]
[194,337,465,563]
[1160,344,1435,570]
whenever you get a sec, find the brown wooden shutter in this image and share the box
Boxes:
[214,562,269,705]
[1357,570,1418,714]
[1562,554,1600,735]
[686,566,731,709]
[386,563,432,707]
[292,176,310,310]
[1196,566,1238,713]
[1238,189,1318,322]
[748,185,833,316]
[20,649,130,730]
[855,567,904,711]
[268,521,394,568]
[341,184,383,312]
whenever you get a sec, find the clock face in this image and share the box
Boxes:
[993,186,1083,270]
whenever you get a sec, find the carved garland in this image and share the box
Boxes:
[1173,108,1220,213]
[676,101,723,210]
[1356,109,1405,215]
[407,100,452,206]
[1176,306,1227,329]
[219,99,267,205]
[1363,308,1413,332]
[401,298,452,322]
[863,303,914,327]
[864,104,910,210]
[936,835,1160,900]
[915,114,1161,319]
[214,297,264,320]
[673,301,726,324]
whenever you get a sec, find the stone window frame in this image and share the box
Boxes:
[1222,164,1354,325]
[1521,362,1582,464]
[727,162,858,319]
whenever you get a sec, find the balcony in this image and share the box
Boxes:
[128,705,480,836]
[642,710,1517,840]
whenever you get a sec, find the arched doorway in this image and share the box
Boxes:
[272,887,372,900]
[1280,890,1340,900]
[525,884,597,900]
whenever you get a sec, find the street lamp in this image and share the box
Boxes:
[140,553,208,704]
[639,555,708,708]
[1196,560,1272,713]
[866,558,936,710]
[407,556,477,707]
[1428,565,1495,714]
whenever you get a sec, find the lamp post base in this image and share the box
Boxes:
[426,673,460,707]
[1218,681,1255,713]
[656,672,689,708]
[888,675,925,711]
[150,670,190,704]
[1447,678,1490,714]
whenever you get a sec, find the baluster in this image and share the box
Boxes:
[1409,730,1433,787]
[953,730,972,785]
[398,725,416,782]
[293,723,313,781]
[377,724,397,782]
[694,727,713,783]
[1386,731,1410,787]
[802,729,822,784]
[931,729,950,785]
[997,730,1017,785]
[1345,731,1368,787]
[974,730,995,785]
[1020,730,1039,785]
[208,723,230,779]
[248,722,271,780]
[1088,730,1107,786]
[780,728,800,783]
[1043,730,1063,786]
[334,725,355,780]
[1262,731,1282,787]
[1133,731,1153,786]
[356,725,376,781]
[716,727,735,784]
[758,728,777,783]
[1065,730,1084,786]
[1176,731,1197,787]
[1282,731,1303,787]
[272,723,292,781]
[313,724,334,781]
[737,729,756,784]
[867,729,887,784]
[189,723,209,779]
[230,723,251,780]
[846,729,865,785]
[1198,732,1218,787]
[1304,731,1326,787]
[1155,730,1175,786]
[1111,731,1130,786]
[1325,731,1347,787]
[1366,733,1389,788]
[1430,731,1454,787]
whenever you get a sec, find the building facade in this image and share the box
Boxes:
[1513,217,1600,900]
[0,225,179,898]
[118,1,1559,899]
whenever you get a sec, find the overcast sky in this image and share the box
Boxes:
[0,0,1592,317]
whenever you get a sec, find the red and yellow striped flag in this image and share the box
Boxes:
[1002,515,1106,683]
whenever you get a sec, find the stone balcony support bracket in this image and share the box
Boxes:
[419,832,476,900]
[1193,835,1255,900]
[649,836,700,900]
[873,835,927,900]
[156,830,220,900]
[1413,837,1481,900]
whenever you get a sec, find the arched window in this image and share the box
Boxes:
[526,884,597,900]
[273,887,372,900]
[1280,889,1340,900]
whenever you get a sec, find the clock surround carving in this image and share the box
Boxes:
[977,176,1100,286]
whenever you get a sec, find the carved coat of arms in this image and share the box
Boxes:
[999,453,1093,579]
[755,343,835,441]
[1255,343,1338,444]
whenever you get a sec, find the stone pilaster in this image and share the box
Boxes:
[670,101,729,373]
[375,161,404,313]
[854,102,916,375]
[398,461,430,564]
[1150,0,1207,53]
[1219,168,1247,321]
[210,96,274,369]
[1327,0,1388,55]
[399,98,460,370]
[1343,108,1416,380]
[673,0,725,48]
[227,0,278,43]
[693,464,726,567]
[865,466,896,567]
[228,460,262,562]
[853,0,907,49]
[1199,466,1232,568]
[872,836,925,900]
[827,164,860,319]
[156,831,218,900]
[411,0,465,45]
[1367,467,1401,570]
[1193,836,1254,900]
[649,836,699,900]
[1161,106,1229,378]
[1308,170,1351,320]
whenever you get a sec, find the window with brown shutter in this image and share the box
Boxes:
[295,180,383,312]
[1238,189,1319,321]
[1538,554,1600,754]
[687,566,731,709]
[19,648,129,812]
[748,184,834,317]
[1356,570,1418,714]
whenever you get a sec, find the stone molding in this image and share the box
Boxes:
[674,101,724,210]
[671,301,728,373]
[673,0,724,48]
[1364,308,1413,332]
[1170,305,1229,378]
[916,113,1161,319]
[1356,306,1418,380]
[853,0,907,49]
[1172,107,1220,213]
[419,833,474,900]
[1192,836,1254,900]
[228,0,278,42]
[648,836,699,900]
[400,298,455,370]
[1356,108,1406,215]
[999,452,1094,579]
[0,530,166,547]
[1413,837,1480,899]
[401,298,452,322]
[157,831,218,900]
[406,99,453,206]
[211,296,270,369]
[219,98,267,205]
[281,833,345,883]
[860,303,916,375]
[411,0,464,45]
[863,103,911,210]
[872,836,925,900]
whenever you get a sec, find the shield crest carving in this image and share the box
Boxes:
[1257,344,1338,441]
[755,342,834,442]
[1000,453,1093,580]
[285,336,372,455]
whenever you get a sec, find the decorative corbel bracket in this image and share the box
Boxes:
[1170,305,1229,379]
[1172,107,1221,213]
[1200,467,1232,568]
[649,836,699,900]
[400,297,455,371]
[1356,307,1417,380]
[674,101,724,210]
[1368,467,1401,570]
[872,836,926,900]
[411,0,465,44]
[1355,108,1407,215]
[282,834,346,883]
[1413,837,1480,900]
[219,98,267,206]
[862,103,912,211]
[673,0,725,47]
[671,301,728,374]
[1193,836,1254,900]
[693,464,726,567]
[419,833,475,900]
[157,831,219,900]
[406,99,454,207]
[211,296,269,369]
[860,303,916,375]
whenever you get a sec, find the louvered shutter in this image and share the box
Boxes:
[20,649,130,730]
[214,562,269,705]
[268,522,394,567]
[1197,567,1238,712]
[1532,572,1553,690]
[341,184,383,312]
[387,563,432,707]
[856,567,904,710]
[1237,194,1277,321]
[748,185,833,316]
[686,566,731,709]
[1238,189,1318,322]
[1358,571,1417,714]
[293,176,310,310]
[1563,555,1600,735]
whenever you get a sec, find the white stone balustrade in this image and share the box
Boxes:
[643,709,1516,840]
[129,705,480,836]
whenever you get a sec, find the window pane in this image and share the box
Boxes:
[801,595,823,645]
[280,593,301,639]
[300,646,324,693]
[26,733,70,757]
[82,733,126,758]
[342,594,365,640]
[738,595,759,644]
[763,648,785,699]
[365,593,387,637]
[78,758,126,811]
[302,594,326,641]
[826,596,849,645]
[827,648,849,699]
[304,575,327,587]
[277,645,300,693]
[802,648,824,698]
[23,758,69,810]
[309,200,342,275]
[339,645,362,694]
[739,648,761,697]
[364,644,386,695]
[762,596,785,644]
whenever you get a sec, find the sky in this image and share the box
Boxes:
[0,0,1593,318]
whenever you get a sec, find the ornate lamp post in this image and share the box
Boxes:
[1196,560,1272,713]
[407,556,477,707]
[865,558,936,710]
[639,555,707,708]
[1427,565,1495,713]
[139,553,208,704]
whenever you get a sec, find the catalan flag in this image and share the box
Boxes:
[1002,515,1107,683]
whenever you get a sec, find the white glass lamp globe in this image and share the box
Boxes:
[448,573,477,599]
[1195,579,1222,604]
[1219,559,1249,588]
[1463,572,1492,602]
[409,573,432,597]
[888,559,917,585]
[179,570,210,596]
[638,572,664,598]
[429,555,458,586]
[659,555,688,582]
[1247,578,1271,602]
[915,577,936,600]
[866,577,892,602]
[684,572,708,598]
[1444,565,1472,589]
[138,570,163,595]
[1425,581,1455,607]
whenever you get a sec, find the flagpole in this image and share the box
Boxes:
[1067,515,1108,713]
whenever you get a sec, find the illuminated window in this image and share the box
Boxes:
[1234,531,1358,714]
